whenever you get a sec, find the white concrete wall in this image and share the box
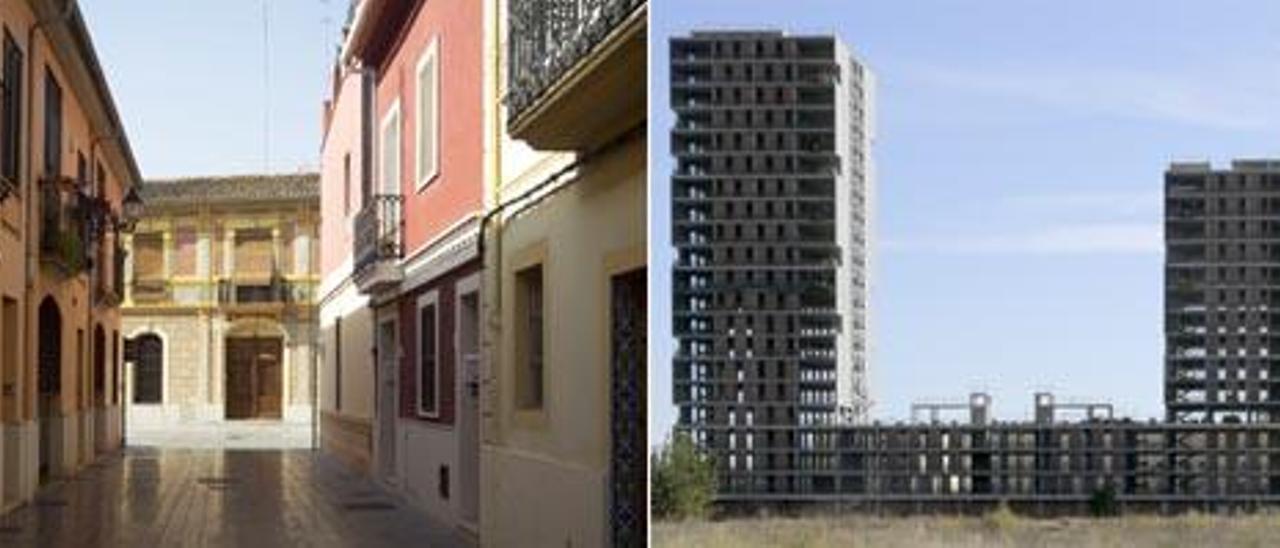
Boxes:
[396,420,458,526]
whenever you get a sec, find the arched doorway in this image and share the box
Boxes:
[131,334,164,404]
[37,297,61,483]
[93,326,105,405]
[93,325,106,453]
[225,320,285,420]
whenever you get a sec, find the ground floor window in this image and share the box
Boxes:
[515,265,544,411]
[130,334,163,404]
[417,292,439,417]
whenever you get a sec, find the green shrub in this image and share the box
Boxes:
[1090,484,1119,517]
[652,432,716,521]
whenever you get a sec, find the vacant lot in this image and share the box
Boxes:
[653,512,1280,547]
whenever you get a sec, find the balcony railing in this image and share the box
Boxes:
[506,0,645,124]
[217,277,292,306]
[39,177,89,275]
[354,194,403,275]
[131,278,170,304]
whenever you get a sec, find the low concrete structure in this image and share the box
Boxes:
[718,393,1280,514]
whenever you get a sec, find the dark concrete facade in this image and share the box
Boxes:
[1165,160,1280,424]
[670,30,874,496]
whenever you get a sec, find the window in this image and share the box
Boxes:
[415,38,440,190]
[516,265,544,410]
[173,227,196,276]
[233,228,273,277]
[43,68,61,176]
[1,31,22,184]
[130,334,163,404]
[380,102,400,195]
[1,296,16,420]
[342,153,351,216]
[417,292,439,417]
[133,233,164,280]
[334,316,342,412]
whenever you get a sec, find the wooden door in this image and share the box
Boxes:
[225,337,282,420]
[255,340,282,419]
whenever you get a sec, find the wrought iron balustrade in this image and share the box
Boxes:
[354,194,403,274]
[131,278,170,303]
[38,177,89,274]
[505,0,645,123]
[218,277,290,306]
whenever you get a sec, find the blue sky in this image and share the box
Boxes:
[81,1,347,178]
[650,0,1280,445]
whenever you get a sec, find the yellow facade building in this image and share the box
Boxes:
[120,175,319,431]
[0,0,142,512]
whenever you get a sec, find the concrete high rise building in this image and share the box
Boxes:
[1166,160,1280,424]
[670,30,874,495]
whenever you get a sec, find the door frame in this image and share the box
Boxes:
[224,335,284,420]
[454,272,481,530]
[374,312,400,485]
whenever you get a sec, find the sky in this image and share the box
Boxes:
[80,0,348,178]
[649,0,1280,446]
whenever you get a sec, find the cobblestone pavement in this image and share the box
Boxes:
[0,447,471,547]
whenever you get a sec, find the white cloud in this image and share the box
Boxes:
[885,222,1161,255]
[1000,190,1160,218]
[905,63,1280,132]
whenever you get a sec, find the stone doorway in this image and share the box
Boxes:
[224,336,283,420]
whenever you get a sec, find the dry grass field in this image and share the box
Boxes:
[653,510,1280,547]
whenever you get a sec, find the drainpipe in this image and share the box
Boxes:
[23,0,76,444]
[85,130,117,442]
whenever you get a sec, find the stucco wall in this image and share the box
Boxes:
[483,133,646,547]
[373,0,484,256]
[319,68,365,281]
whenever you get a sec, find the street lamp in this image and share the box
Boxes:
[120,186,144,233]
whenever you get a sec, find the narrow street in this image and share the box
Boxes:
[0,427,470,547]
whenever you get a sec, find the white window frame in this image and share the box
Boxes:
[416,289,441,418]
[414,36,441,192]
[379,99,401,196]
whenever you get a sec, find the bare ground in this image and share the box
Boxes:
[653,512,1280,547]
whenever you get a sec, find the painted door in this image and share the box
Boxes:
[225,337,282,420]
[457,291,481,526]
[37,299,61,483]
[609,268,646,546]
[376,319,398,481]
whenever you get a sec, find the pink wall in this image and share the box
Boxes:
[320,69,365,279]
[374,0,484,256]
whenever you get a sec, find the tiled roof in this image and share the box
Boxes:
[140,173,320,207]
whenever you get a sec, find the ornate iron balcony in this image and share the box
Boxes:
[38,176,89,275]
[354,194,403,276]
[506,0,645,123]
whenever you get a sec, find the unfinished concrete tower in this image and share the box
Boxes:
[670,30,875,495]
[1166,160,1280,423]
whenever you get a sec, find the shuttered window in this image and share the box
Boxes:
[234,229,273,277]
[1,31,22,184]
[133,233,163,280]
[173,227,196,276]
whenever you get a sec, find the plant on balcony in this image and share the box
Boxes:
[47,223,87,274]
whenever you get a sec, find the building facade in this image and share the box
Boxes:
[0,0,140,513]
[121,175,319,429]
[755,392,1280,513]
[336,0,487,536]
[483,0,648,545]
[670,31,875,497]
[318,53,375,474]
[318,1,649,543]
[1166,160,1280,424]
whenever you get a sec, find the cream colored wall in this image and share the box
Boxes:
[319,288,374,421]
[483,139,645,547]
